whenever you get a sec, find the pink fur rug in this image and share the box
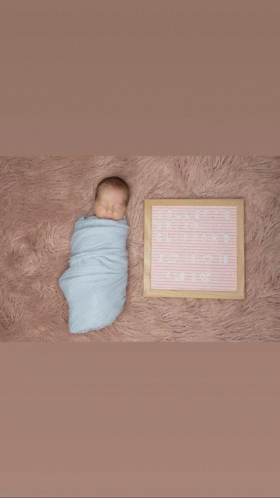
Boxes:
[1,156,279,342]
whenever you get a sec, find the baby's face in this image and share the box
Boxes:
[94,187,127,221]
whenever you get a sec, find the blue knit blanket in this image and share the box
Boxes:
[59,215,129,333]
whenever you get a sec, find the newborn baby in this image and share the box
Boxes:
[93,178,128,221]
[59,176,130,333]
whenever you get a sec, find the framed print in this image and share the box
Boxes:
[144,199,245,299]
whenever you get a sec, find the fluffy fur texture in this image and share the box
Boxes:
[0,156,279,342]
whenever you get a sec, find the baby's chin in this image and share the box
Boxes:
[95,213,125,221]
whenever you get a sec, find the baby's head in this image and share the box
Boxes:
[94,176,130,221]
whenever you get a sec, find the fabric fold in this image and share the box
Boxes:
[59,215,129,333]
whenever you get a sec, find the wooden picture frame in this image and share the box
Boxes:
[143,199,245,299]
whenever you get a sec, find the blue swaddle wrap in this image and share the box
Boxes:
[59,215,129,333]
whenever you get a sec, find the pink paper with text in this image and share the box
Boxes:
[151,205,237,291]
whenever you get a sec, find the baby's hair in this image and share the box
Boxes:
[95,176,130,207]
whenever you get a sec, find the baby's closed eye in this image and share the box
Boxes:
[102,205,122,210]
